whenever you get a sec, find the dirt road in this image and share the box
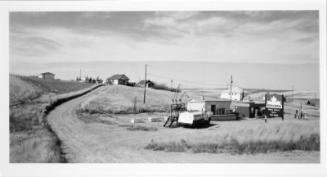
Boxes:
[47,86,319,163]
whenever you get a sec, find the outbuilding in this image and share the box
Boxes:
[137,80,155,88]
[39,72,55,80]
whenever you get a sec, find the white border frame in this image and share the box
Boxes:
[0,0,326,177]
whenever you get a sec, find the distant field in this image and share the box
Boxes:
[183,87,292,101]
[79,85,175,114]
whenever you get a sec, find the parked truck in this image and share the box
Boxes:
[177,99,234,126]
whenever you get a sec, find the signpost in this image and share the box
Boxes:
[265,94,284,120]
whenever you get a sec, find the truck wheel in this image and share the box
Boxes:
[207,118,211,126]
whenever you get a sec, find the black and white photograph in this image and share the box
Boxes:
[1,0,326,177]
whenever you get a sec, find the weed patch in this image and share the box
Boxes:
[127,125,158,131]
[145,134,320,154]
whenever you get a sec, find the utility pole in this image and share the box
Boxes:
[229,75,233,100]
[292,85,294,101]
[80,69,82,79]
[143,64,147,104]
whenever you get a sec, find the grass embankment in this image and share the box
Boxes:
[79,85,173,114]
[10,75,93,106]
[10,75,94,163]
[146,119,319,154]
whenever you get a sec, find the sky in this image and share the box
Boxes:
[9,11,320,91]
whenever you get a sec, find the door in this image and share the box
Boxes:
[211,105,216,115]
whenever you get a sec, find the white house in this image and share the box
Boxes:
[220,86,244,101]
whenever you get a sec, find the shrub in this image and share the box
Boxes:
[145,133,320,154]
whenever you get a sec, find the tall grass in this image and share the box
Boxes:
[10,128,64,163]
[127,125,158,131]
[9,74,99,163]
[145,120,320,154]
[146,134,319,154]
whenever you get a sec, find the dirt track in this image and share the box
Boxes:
[47,86,319,163]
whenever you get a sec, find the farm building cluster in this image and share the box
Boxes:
[40,71,286,126]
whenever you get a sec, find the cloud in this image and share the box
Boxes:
[10,27,62,57]
[10,11,319,65]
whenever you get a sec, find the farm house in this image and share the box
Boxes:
[106,74,130,85]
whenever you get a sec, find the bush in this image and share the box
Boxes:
[145,134,320,154]
[127,125,158,131]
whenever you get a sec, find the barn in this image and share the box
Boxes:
[106,74,130,85]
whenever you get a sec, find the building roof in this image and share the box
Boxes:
[107,74,129,81]
[41,72,54,75]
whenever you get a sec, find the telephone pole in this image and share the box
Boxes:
[229,75,233,100]
[143,64,147,104]
[292,85,294,101]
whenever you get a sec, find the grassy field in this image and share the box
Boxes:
[145,119,319,154]
[10,128,63,163]
[72,86,320,161]
[10,75,43,105]
[79,85,174,114]
[9,74,94,163]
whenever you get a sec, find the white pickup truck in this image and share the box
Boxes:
[177,99,232,126]
[178,110,212,126]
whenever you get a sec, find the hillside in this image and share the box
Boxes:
[80,85,176,114]
[10,75,43,105]
[10,75,93,105]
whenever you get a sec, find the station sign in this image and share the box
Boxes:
[265,94,284,118]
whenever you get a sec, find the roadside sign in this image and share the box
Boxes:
[265,94,284,119]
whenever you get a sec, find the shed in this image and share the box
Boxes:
[137,80,155,88]
[40,72,55,80]
[106,74,129,85]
